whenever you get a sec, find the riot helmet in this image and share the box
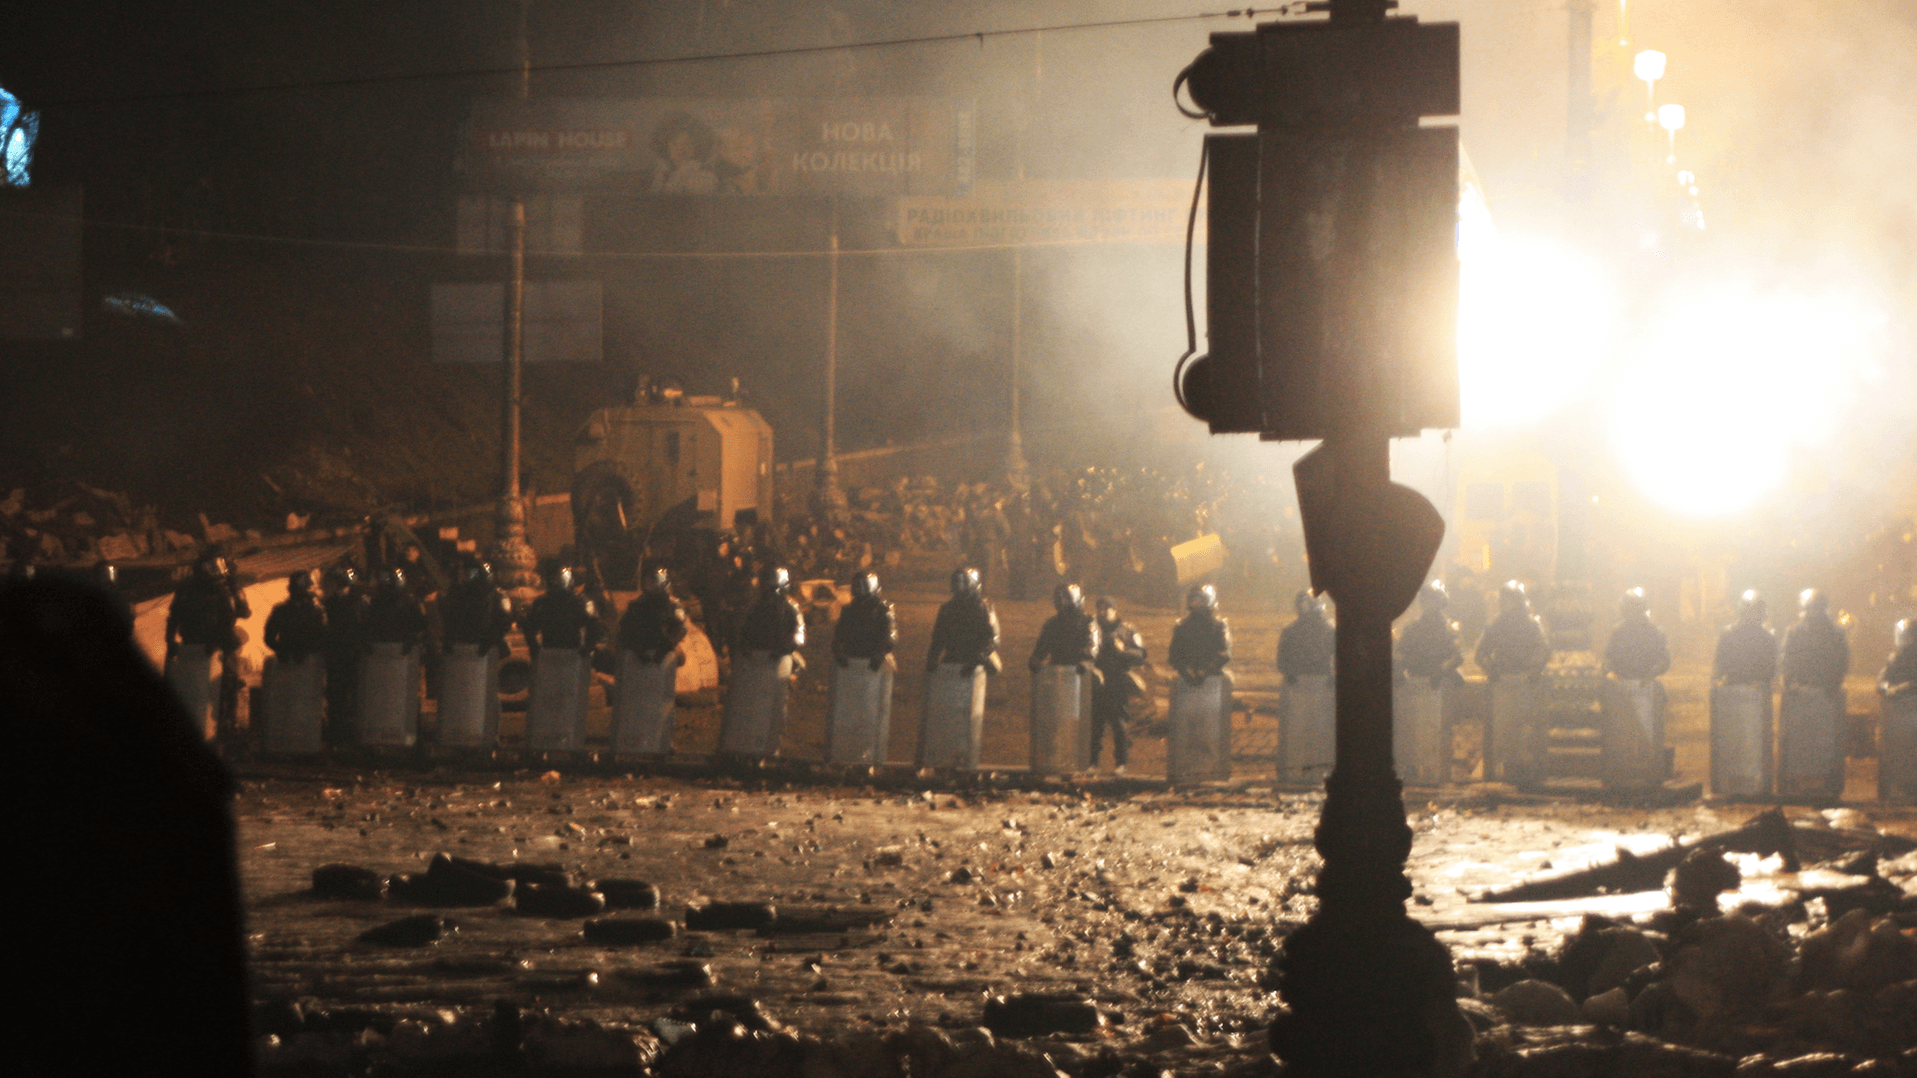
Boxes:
[1095,595,1119,624]
[287,570,314,596]
[1895,618,1914,649]
[1499,580,1529,612]
[1736,589,1766,624]
[1187,583,1217,613]
[1799,588,1829,618]
[761,565,792,597]
[459,557,493,586]
[850,572,879,600]
[640,566,670,595]
[1053,582,1084,616]
[195,554,230,582]
[950,566,981,598]
[376,566,405,592]
[323,565,358,592]
[1619,587,1650,618]
[1421,580,1450,612]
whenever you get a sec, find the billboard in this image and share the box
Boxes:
[896,180,1197,248]
[464,97,970,197]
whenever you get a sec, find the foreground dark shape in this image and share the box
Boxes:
[2,575,252,1075]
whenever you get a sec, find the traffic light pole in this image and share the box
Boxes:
[1268,434,1469,1078]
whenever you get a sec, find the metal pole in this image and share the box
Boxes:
[1566,0,1596,208]
[1006,246,1030,485]
[490,0,539,592]
[815,200,846,515]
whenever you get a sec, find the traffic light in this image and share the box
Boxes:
[1175,8,1461,441]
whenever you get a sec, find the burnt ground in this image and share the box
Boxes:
[234,587,1917,1076]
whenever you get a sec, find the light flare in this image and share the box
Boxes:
[1456,231,1613,430]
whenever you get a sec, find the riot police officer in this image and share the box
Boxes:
[522,565,605,658]
[1604,587,1671,681]
[1711,590,1778,797]
[264,571,328,663]
[363,566,429,653]
[1880,618,1917,700]
[734,565,804,665]
[1030,582,1099,672]
[441,558,515,658]
[1782,589,1850,693]
[1170,583,1232,683]
[1714,590,1777,687]
[1277,590,1334,683]
[1396,581,1463,688]
[832,571,896,671]
[1475,581,1550,681]
[164,553,251,737]
[1090,595,1148,773]
[926,566,1001,676]
[619,566,689,664]
[319,566,368,744]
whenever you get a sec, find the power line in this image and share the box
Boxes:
[37,7,1303,109]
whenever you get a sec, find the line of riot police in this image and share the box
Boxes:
[1259,572,1912,804]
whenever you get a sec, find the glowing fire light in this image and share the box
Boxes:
[1609,289,1873,518]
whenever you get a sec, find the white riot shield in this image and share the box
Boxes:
[1709,684,1773,799]
[166,645,218,740]
[1777,684,1844,801]
[719,651,793,757]
[610,651,680,756]
[1488,678,1545,785]
[357,641,421,747]
[1277,674,1335,786]
[918,662,987,769]
[1029,664,1089,775]
[437,643,501,749]
[1393,677,1448,786]
[260,653,326,755]
[825,658,895,766]
[1168,672,1233,784]
[1601,678,1666,788]
[1880,694,1917,805]
[526,648,593,753]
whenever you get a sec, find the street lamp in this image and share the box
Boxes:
[1634,49,1666,122]
[1658,102,1686,163]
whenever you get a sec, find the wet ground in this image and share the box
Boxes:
[237,587,1917,1075]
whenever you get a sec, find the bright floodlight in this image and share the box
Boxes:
[1458,237,1612,430]
[1658,104,1686,132]
[1634,50,1667,83]
[1609,290,1869,517]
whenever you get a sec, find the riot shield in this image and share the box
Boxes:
[918,662,987,770]
[1709,683,1773,799]
[166,645,218,740]
[1487,677,1545,785]
[1601,677,1666,788]
[526,648,593,753]
[1277,673,1335,786]
[1392,676,1448,786]
[438,643,501,749]
[824,657,895,766]
[718,650,793,757]
[1168,672,1234,784]
[260,653,326,755]
[1880,693,1917,805]
[357,641,421,747]
[610,651,681,756]
[1030,664,1089,775]
[1777,684,1844,801]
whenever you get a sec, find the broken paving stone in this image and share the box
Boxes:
[1798,910,1917,992]
[512,884,606,918]
[593,878,661,910]
[685,901,778,932]
[1580,987,1631,1027]
[311,863,386,901]
[389,853,515,907]
[981,994,1107,1038]
[705,834,731,849]
[583,917,679,944]
[1489,980,1582,1026]
[358,913,452,947]
[1558,915,1664,1000]
[1667,914,1789,1025]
